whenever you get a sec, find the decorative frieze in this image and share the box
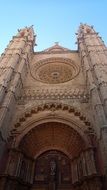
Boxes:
[18,88,88,103]
[13,102,91,131]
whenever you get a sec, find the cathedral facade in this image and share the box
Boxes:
[0,24,107,190]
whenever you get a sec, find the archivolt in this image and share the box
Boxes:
[11,102,94,148]
[14,102,91,128]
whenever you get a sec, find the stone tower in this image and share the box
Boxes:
[0,24,107,190]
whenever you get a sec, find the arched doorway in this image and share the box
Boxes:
[16,121,100,190]
[34,150,71,190]
[19,121,86,190]
[3,117,102,190]
[19,122,86,158]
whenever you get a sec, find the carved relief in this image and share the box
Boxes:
[13,102,91,133]
[6,151,19,176]
[18,88,88,103]
[35,150,71,184]
[18,26,34,41]
[0,68,8,84]
[30,57,80,84]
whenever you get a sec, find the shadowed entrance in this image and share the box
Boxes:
[19,122,86,158]
[33,150,72,190]
[2,121,102,190]
[18,122,101,190]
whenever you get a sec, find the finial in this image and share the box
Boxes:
[18,29,21,32]
[30,25,34,29]
[55,42,59,45]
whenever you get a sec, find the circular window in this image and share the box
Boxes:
[31,58,79,84]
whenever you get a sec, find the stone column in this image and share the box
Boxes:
[71,159,78,184]
[85,148,97,175]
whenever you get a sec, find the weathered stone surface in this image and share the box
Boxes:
[0,24,106,190]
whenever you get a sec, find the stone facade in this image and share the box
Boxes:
[0,24,107,190]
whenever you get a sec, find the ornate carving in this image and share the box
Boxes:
[71,148,98,185]
[35,150,71,184]
[31,57,80,84]
[18,88,88,103]
[18,26,34,41]
[13,102,91,129]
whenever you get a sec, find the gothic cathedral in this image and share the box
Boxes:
[0,24,107,190]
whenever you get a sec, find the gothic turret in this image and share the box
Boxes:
[0,26,36,140]
[78,23,107,175]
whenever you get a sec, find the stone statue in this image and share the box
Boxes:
[50,160,56,176]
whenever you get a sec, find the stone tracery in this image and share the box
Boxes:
[31,57,80,84]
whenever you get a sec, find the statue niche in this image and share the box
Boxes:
[34,150,71,190]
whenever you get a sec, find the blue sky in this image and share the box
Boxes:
[0,0,107,54]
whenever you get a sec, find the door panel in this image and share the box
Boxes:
[33,150,72,190]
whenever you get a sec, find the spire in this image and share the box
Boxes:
[77,23,97,39]
[77,22,107,125]
[54,42,59,45]
[17,26,35,43]
[0,25,36,140]
[80,23,94,32]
